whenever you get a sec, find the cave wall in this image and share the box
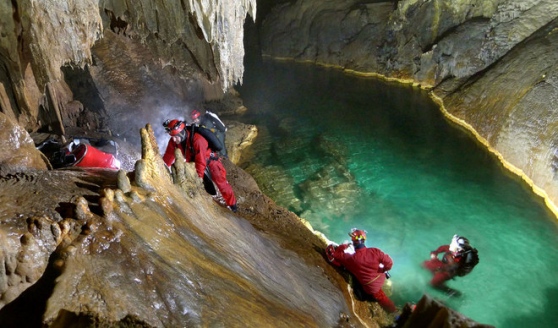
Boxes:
[0,0,256,141]
[440,17,558,212]
[259,0,558,214]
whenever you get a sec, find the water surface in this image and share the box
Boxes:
[235,59,558,327]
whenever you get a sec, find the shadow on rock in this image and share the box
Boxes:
[0,252,62,328]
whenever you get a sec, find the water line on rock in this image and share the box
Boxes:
[430,93,558,220]
[259,54,558,222]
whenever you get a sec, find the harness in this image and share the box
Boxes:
[181,126,220,163]
[181,125,196,162]
[363,274,383,286]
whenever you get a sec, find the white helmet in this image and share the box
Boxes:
[449,234,469,252]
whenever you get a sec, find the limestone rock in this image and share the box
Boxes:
[29,126,352,328]
[0,0,256,136]
[259,0,558,214]
[0,170,107,310]
[261,0,558,87]
[0,112,48,171]
[397,294,495,328]
[225,121,258,164]
[440,18,558,208]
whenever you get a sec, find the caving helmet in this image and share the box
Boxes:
[449,234,469,252]
[163,119,186,136]
[349,228,367,245]
[191,109,201,120]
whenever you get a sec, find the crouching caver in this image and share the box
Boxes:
[162,119,238,212]
[326,228,397,313]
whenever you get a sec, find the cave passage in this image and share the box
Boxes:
[236,59,558,327]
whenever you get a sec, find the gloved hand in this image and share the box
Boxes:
[430,252,437,259]
[326,244,337,262]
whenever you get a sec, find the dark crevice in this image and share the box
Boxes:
[0,251,63,328]
[422,16,490,53]
[51,312,155,328]
[440,16,558,98]
[11,0,23,49]
[155,9,160,37]
[188,12,205,40]
[61,65,107,119]
[348,0,397,12]
[55,201,76,218]
[81,195,103,216]
[104,9,129,36]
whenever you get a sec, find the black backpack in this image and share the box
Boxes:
[203,111,226,133]
[182,124,224,161]
[456,246,479,277]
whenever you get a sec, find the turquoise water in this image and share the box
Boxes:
[235,59,558,327]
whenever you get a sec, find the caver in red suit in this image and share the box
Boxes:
[326,229,397,313]
[162,119,237,212]
[423,234,470,288]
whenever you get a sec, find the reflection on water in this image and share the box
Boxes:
[236,59,558,327]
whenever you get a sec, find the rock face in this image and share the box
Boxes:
[396,294,494,328]
[0,0,255,142]
[440,18,558,212]
[0,112,48,171]
[260,0,558,214]
[0,126,360,327]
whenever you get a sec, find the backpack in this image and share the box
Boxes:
[204,111,227,133]
[456,246,479,277]
[182,125,224,161]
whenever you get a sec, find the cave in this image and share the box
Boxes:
[1,0,557,327]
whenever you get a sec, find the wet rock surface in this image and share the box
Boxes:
[0,168,117,313]
[0,113,48,171]
[439,17,558,206]
[395,294,494,328]
[0,125,375,327]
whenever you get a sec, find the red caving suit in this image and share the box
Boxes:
[331,244,397,313]
[423,245,462,287]
[163,130,237,207]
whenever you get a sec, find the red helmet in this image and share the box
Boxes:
[191,110,201,120]
[349,228,367,243]
[163,119,185,136]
